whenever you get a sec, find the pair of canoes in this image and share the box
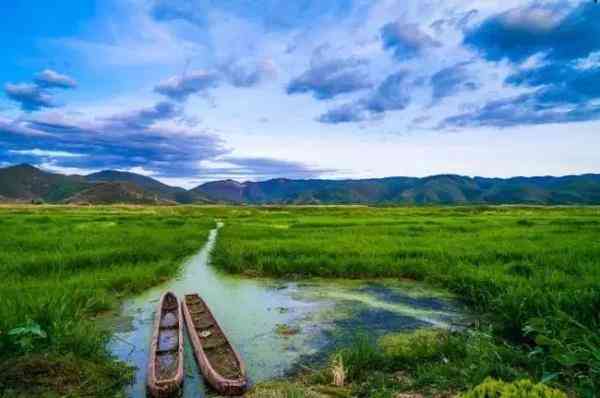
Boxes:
[147,291,248,397]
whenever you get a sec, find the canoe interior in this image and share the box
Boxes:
[155,293,181,381]
[184,294,244,380]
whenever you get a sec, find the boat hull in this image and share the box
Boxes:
[182,293,248,396]
[147,292,184,398]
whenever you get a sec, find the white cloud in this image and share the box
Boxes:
[9,149,85,158]
[500,6,567,32]
[38,161,98,176]
[123,166,157,176]
[199,159,238,169]
[2,0,597,186]
[34,70,77,89]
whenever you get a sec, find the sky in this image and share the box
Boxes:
[1,0,599,188]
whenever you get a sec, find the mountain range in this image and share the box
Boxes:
[0,164,209,205]
[1,163,600,205]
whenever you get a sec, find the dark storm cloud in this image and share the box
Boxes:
[286,47,372,100]
[443,2,600,128]
[381,21,441,60]
[34,69,77,89]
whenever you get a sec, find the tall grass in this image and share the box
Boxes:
[0,206,214,396]
[2,205,599,395]
[211,206,600,395]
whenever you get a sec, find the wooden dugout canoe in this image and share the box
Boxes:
[147,291,184,397]
[181,293,248,396]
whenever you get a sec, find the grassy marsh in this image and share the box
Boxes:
[0,206,214,397]
[1,205,599,397]
[211,206,600,396]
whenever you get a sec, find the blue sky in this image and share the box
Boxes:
[1,0,599,187]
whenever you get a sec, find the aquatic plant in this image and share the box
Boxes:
[247,381,336,398]
[7,320,47,353]
[337,335,388,382]
[331,355,346,387]
[460,378,567,398]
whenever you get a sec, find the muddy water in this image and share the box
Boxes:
[108,224,465,397]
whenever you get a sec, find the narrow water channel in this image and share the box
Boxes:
[108,224,465,397]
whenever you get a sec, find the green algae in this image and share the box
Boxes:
[107,224,465,397]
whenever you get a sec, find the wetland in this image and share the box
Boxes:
[1,205,598,397]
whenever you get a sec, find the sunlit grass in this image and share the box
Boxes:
[1,205,599,396]
[0,205,214,396]
[212,206,600,395]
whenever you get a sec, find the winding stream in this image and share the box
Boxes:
[108,224,465,397]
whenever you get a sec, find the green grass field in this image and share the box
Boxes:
[0,206,214,397]
[212,206,600,396]
[1,205,599,397]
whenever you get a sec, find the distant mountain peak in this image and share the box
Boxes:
[1,162,600,205]
[91,169,127,175]
[0,164,210,204]
[85,169,209,204]
[191,173,600,205]
[64,181,171,205]
[201,179,246,188]
[11,163,41,171]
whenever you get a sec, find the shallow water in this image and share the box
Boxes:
[107,225,466,397]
